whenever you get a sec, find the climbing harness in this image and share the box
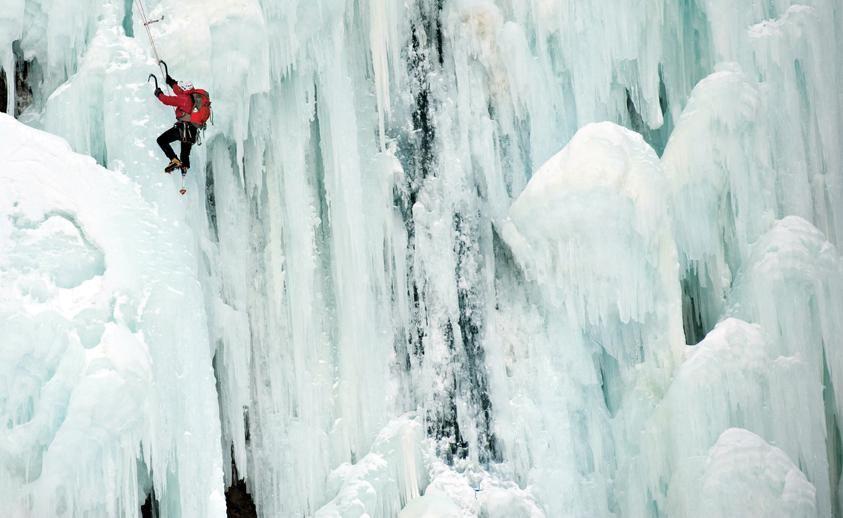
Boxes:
[177,122,198,145]
[134,0,168,82]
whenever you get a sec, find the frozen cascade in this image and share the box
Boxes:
[0,113,225,516]
[0,0,842,517]
[664,3,843,341]
[496,122,684,516]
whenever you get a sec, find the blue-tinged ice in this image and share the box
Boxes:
[1,0,843,516]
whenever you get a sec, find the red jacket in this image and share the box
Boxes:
[157,84,196,123]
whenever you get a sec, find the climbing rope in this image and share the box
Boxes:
[133,0,168,84]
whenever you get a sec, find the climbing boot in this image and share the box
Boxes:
[180,165,189,177]
[164,158,182,173]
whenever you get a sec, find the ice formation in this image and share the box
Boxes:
[0,113,225,516]
[1,0,842,517]
[669,428,818,518]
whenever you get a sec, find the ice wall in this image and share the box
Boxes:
[1,0,842,516]
[0,113,225,517]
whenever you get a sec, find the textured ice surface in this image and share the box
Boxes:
[0,113,225,517]
[637,317,828,515]
[670,428,818,518]
[497,122,683,516]
[1,0,843,516]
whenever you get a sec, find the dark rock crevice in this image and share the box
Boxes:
[0,67,6,114]
[624,67,672,156]
[0,41,35,117]
[13,41,34,117]
[225,460,257,518]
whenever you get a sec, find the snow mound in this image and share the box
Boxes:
[0,113,225,518]
[399,493,461,518]
[316,416,428,518]
[315,415,544,518]
[669,428,817,518]
[639,318,828,515]
[502,121,683,380]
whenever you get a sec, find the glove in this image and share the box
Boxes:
[165,75,177,87]
[154,87,163,97]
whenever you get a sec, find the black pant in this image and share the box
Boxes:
[157,122,197,168]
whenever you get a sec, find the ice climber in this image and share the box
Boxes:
[153,72,212,175]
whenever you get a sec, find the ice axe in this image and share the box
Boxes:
[146,74,160,96]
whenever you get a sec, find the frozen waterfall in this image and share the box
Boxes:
[1,0,842,517]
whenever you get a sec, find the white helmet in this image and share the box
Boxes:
[179,81,194,91]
